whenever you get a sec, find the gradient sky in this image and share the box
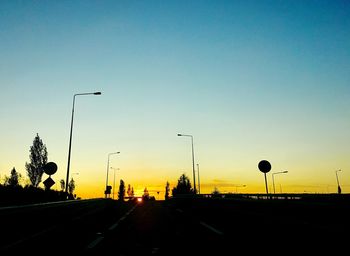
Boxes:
[1,0,349,198]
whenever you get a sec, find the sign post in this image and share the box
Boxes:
[258,160,271,195]
[43,162,58,190]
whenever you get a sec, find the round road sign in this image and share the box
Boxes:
[258,160,271,173]
[43,162,58,175]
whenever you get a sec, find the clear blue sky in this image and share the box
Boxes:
[1,0,349,197]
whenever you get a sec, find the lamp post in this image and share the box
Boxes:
[233,184,246,193]
[105,152,120,198]
[335,169,342,194]
[197,163,200,194]
[65,92,101,195]
[272,170,288,194]
[178,134,196,194]
[110,167,119,199]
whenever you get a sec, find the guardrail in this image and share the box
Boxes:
[171,193,350,201]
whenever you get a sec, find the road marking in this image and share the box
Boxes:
[108,204,137,231]
[86,234,104,249]
[86,204,138,249]
[175,207,224,236]
[0,198,103,211]
[200,221,224,236]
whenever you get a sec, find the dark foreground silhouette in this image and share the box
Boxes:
[1,195,349,255]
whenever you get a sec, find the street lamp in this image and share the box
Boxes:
[105,152,120,198]
[178,133,196,194]
[197,163,200,194]
[335,169,342,194]
[272,170,288,194]
[233,184,246,193]
[110,167,119,199]
[65,92,101,195]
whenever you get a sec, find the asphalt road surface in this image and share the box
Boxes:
[1,197,349,255]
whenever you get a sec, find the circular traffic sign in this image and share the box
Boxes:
[258,160,271,173]
[43,162,58,175]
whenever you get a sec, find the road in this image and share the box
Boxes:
[0,199,135,254]
[1,197,349,255]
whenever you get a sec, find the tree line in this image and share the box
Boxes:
[115,173,195,201]
[2,134,217,206]
[0,133,76,206]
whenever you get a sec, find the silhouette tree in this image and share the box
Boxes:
[60,179,65,191]
[143,187,150,200]
[212,187,220,196]
[25,133,48,187]
[172,173,193,196]
[68,178,75,195]
[165,181,170,200]
[4,167,21,187]
[118,179,125,201]
[125,184,135,200]
[127,184,132,197]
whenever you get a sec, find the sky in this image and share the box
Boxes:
[0,0,349,199]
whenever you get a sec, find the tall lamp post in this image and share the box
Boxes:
[272,170,288,194]
[178,134,196,194]
[65,92,101,195]
[197,163,200,194]
[233,184,246,193]
[335,169,342,194]
[105,152,120,198]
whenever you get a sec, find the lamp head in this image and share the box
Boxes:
[177,134,182,136]
[94,92,102,95]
